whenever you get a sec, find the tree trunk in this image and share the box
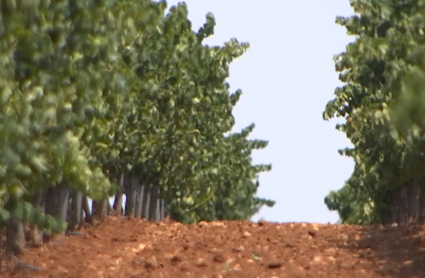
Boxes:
[68,189,82,232]
[163,197,171,220]
[43,186,58,241]
[30,191,45,246]
[44,187,58,217]
[148,185,161,221]
[125,175,138,218]
[387,182,425,224]
[44,185,70,222]
[92,199,108,220]
[160,198,165,221]
[107,202,117,215]
[142,184,151,219]
[6,218,25,256]
[82,196,93,225]
[56,186,70,219]
[113,173,125,215]
[0,227,3,271]
[135,184,145,218]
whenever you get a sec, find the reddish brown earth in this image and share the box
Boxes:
[1,216,425,278]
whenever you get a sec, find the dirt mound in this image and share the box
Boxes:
[1,217,425,278]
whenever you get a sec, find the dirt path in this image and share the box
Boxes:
[2,217,425,277]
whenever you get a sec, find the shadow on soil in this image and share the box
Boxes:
[342,223,425,277]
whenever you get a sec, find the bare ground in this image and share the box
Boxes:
[2,216,425,278]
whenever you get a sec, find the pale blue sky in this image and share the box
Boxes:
[165,0,356,224]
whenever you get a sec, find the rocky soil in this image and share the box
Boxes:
[2,216,425,277]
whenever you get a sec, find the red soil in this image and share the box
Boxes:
[2,216,425,277]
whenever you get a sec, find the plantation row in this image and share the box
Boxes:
[4,0,425,259]
[324,0,425,224]
[0,0,274,256]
